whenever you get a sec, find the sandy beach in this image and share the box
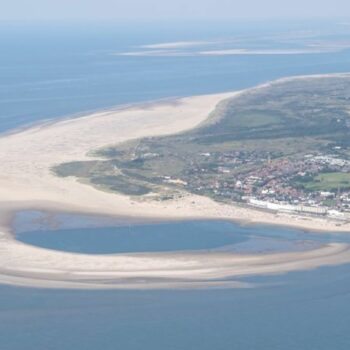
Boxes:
[1,73,350,289]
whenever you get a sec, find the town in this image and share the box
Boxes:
[164,149,350,220]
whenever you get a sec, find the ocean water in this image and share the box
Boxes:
[1,265,350,350]
[1,20,350,133]
[2,20,350,349]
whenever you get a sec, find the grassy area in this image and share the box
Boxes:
[299,172,350,192]
[90,175,152,196]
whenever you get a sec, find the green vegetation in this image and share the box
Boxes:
[295,172,350,192]
[53,76,350,203]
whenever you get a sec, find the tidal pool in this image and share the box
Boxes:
[13,210,331,255]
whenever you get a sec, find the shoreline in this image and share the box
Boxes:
[8,202,350,238]
[1,73,350,289]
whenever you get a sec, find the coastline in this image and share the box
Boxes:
[1,73,350,289]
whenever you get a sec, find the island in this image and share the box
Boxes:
[0,73,350,290]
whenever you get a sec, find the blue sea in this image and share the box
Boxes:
[1,20,350,349]
[1,20,350,132]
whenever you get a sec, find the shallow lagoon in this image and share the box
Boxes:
[13,211,328,254]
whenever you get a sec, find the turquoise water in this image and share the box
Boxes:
[2,20,350,349]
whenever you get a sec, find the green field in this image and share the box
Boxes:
[297,172,350,192]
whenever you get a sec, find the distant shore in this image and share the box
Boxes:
[0,73,350,289]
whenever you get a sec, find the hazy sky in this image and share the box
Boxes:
[1,0,350,21]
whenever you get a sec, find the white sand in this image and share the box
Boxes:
[0,74,350,289]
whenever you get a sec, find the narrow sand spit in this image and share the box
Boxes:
[0,74,350,289]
